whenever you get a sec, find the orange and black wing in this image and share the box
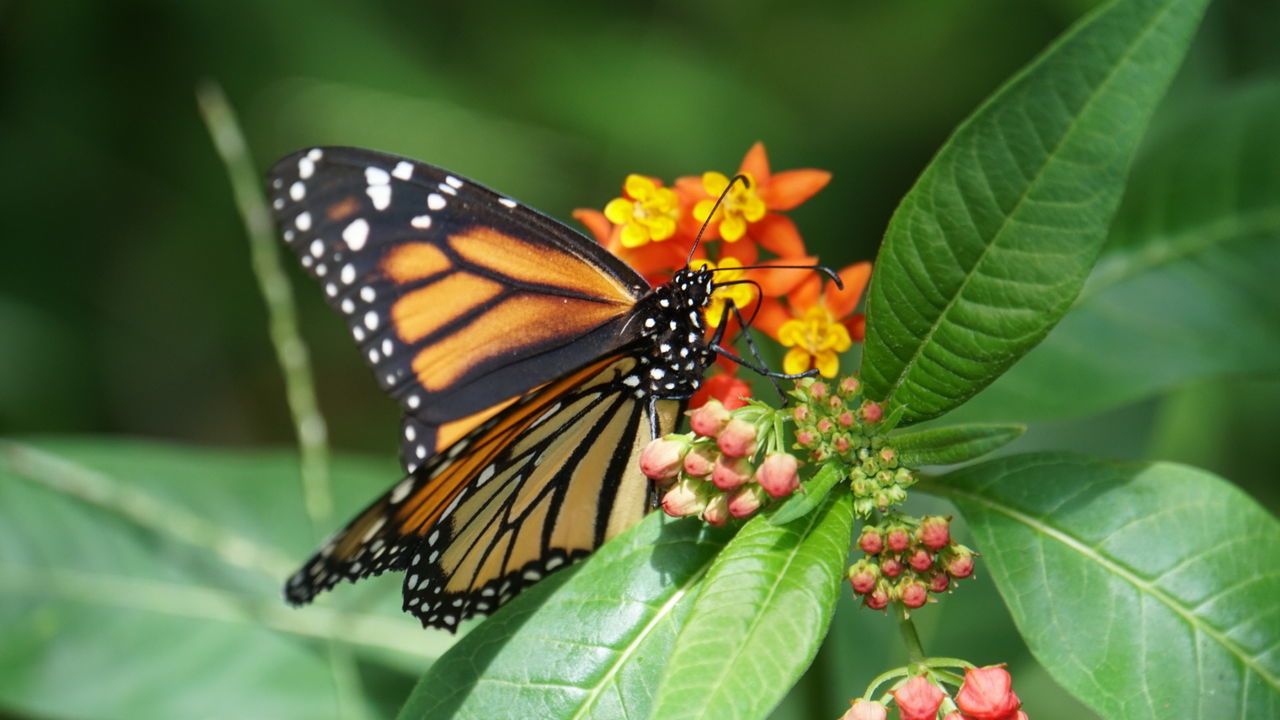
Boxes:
[284,354,680,631]
[267,147,651,472]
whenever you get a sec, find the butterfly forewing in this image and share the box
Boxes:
[267,147,650,472]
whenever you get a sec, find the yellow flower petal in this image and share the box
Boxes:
[742,195,767,223]
[705,298,726,327]
[783,346,812,376]
[777,318,805,346]
[693,198,717,223]
[625,174,656,199]
[720,214,747,242]
[604,198,634,224]
[815,350,840,378]
[702,171,729,196]
[648,216,677,241]
[620,222,650,248]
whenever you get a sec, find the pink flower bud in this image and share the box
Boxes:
[880,556,903,578]
[943,713,966,720]
[833,434,852,453]
[955,666,1021,720]
[841,699,887,720]
[860,401,883,423]
[702,493,730,527]
[945,547,975,579]
[717,418,757,458]
[928,571,951,593]
[863,580,890,610]
[899,579,929,609]
[878,447,896,464]
[837,410,855,428]
[847,559,880,595]
[639,437,688,481]
[711,454,754,490]
[793,405,811,423]
[908,548,934,572]
[809,381,829,401]
[885,526,911,553]
[816,418,834,434]
[838,376,861,397]
[689,399,730,438]
[794,428,817,447]
[858,528,884,555]
[826,395,843,411]
[660,477,708,518]
[727,484,768,518]
[917,515,951,550]
[681,445,716,477]
[892,675,944,720]
[756,453,800,498]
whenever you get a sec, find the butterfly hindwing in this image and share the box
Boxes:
[267,147,651,471]
[283,353,679,631]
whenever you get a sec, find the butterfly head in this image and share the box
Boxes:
[631,266,717,400]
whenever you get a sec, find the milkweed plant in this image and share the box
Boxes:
[398,1,1278,719]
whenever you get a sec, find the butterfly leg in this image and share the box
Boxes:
[708,300,818,402]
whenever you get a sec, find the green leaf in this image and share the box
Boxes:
[860,0,1210,424]
[929,453,1280,719]
[398,512,732,720]
[891,423,1025,467]
[651,490,854,720]
[770,461,844,526]
[0,438,446,720]
[944,81,1280,422]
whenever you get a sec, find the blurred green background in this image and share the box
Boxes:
[2,0,1277,718]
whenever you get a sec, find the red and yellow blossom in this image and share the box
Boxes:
[678,142,830,256]
[756,262,872,378]
[694,257,756,328]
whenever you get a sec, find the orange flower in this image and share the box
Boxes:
[691,365,752,410]
[573,207,692,287]
[755,262,872,378]
[677,142,829,257]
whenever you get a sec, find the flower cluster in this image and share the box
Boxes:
[848,515,976,611]
[788,375,915,517]
[638,400,800,524]
[574,143,871,408]
[844,666,1026,720]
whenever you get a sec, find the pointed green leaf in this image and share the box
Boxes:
[891,423,1025,467]
[861,0,1211,424]
[652,490,854,720]
[946,81,1280,422]
[398,512,732,720]
[930,453,1280,719]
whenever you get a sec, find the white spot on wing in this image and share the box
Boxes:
[411,214,432,229]
[427,193,446,211]
[289,181,306,201]
[392,161,414,180]
[390,477,414,504]
[295,212,312,231]
[365,166,391,186]
[343,219,369,250]
[367,184,391,210]
[499,198,517,208]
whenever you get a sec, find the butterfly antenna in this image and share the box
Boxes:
[686,174,750,267]
[711,262,844,290]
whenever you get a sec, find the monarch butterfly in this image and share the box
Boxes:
[271,147,805,631]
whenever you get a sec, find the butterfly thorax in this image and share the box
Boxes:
[630,267,717,400]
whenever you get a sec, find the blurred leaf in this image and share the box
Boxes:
[931,453,1280,719]
[651,490,854,720]
[860,0,1210,424]
[891,423,1025,467]
[398,513,731,720]
[0,439,447,719]
[770,461,843,526]
[948,81,1280,422]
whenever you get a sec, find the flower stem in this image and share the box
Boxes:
[896,604,926,667]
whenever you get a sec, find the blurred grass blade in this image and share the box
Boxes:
[0,439,444,720]
[891,423,1025,467]
[398,513,732,720]
[196,81,333,525]
[928,453,1280,719]
[651,490,854,720]
[945,81,1280,422]
[860,0,1211,424]
[770,461,843,525]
